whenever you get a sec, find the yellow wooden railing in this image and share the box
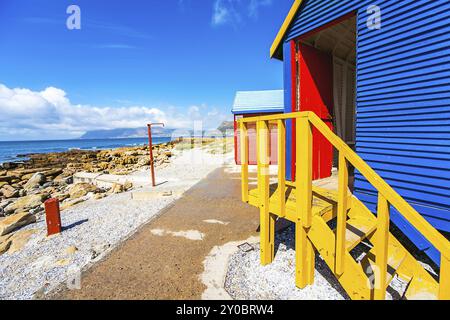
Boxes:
[238,111,450,300]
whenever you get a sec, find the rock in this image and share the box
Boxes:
[4,194,46,215]
[123,181,133,191]
[60,198,86,211]
[0,199,14,209]
[1,162,18,170]
[65,245,78,255]
[54,258,71,266]
[0,181,8,189]
[18,189,26,197]
[0,176,14,183]
[52,193,70,202]
[68,183,98,199]
[1,185,19,199]
[0,212,37,236]
[7,229,38,254]
[109,183,123,194]
[0,170,6,176]
[54,175,73,185]
[0,232,14,254]
[43,168,63,178]
[94,193,106,200]
[24,173,46,190]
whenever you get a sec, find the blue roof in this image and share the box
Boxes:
[232,90,284,114]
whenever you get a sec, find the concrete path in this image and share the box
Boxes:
[51,166,259,300]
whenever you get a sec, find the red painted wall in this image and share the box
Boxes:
[296,43,334,180]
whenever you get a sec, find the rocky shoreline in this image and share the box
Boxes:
[0,140,178,256]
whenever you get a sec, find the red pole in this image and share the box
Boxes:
[147,123,164,187]
[44,198,62,236]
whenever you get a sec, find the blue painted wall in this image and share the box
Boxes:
[282,0,450,265]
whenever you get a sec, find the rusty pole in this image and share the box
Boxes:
[147,123,165,187]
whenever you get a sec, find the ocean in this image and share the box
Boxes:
[0,137,172,164]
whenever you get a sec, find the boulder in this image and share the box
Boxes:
[6,229,38,254]
[4,194,46,215]
[24,173,46,190]
[43,168,63,178]
[0,212,36,236]
[0,234,13,255]
[109,183,123,194]
[68,183,98,199]
[1,185,19,199]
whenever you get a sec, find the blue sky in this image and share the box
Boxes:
[0,0,292,140]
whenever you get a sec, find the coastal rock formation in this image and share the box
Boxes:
[68,183,99,199]
[0,212,36,236]
[0,140,179,249]
[4,194,46,215]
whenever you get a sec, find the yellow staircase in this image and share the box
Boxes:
[238,111,450,300]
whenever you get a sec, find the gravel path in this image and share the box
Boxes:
[0,147,229,300]
[224,223,349,300]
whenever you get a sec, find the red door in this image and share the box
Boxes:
[297,43,334,180]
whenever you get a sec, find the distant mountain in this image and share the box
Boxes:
[217,121,234,134]
[80,127,174,139]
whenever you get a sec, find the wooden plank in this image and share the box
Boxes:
[336,153,348,275]
[375,194,390,300]
[296,117,313,227]
[240,122,249,203]
[258,120,274,265]
[277,119,286,218]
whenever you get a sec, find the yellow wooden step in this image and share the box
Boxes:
[360,241,408,291]
[404,276,438,300]
[344,215,377,251]
[248,185,335,222]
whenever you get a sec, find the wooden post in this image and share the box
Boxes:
[258,120,275,265]
[277,119,286,217]
[336,153,348,275]
[240,121,249,203]
[296,117,312,227]
[295,116,314,288]
[375,194,390,300]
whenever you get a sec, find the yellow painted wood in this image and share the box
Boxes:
[375,194,390,300]
[336,153,348,275]
[270,0,304,58]
[239,112,450,300]
[257,120,274,265]
[439,255,450,300]
[240,121,249,203]
[295,223,314,288]
[296,117,312,227]
[277,119,286,218]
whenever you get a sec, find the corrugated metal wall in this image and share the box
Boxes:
[283,0,450,265]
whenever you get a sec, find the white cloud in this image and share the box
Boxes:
[211,0,273,26]
[0,84,229,140]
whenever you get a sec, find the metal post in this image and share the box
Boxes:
[147,123,165,187]
[44,198,61,236]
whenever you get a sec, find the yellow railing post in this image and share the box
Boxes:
[439,255,450,300]
[257,120,275,266]
[296,117,312,227]
[295,116,314,288]
[277,119,286,218]
[240,121,249,203]
[336,153,348,276]
[375,194,390,300]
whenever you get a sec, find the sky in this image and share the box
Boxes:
[0,0,293,141]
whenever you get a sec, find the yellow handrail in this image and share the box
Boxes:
[238,111,450,299]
